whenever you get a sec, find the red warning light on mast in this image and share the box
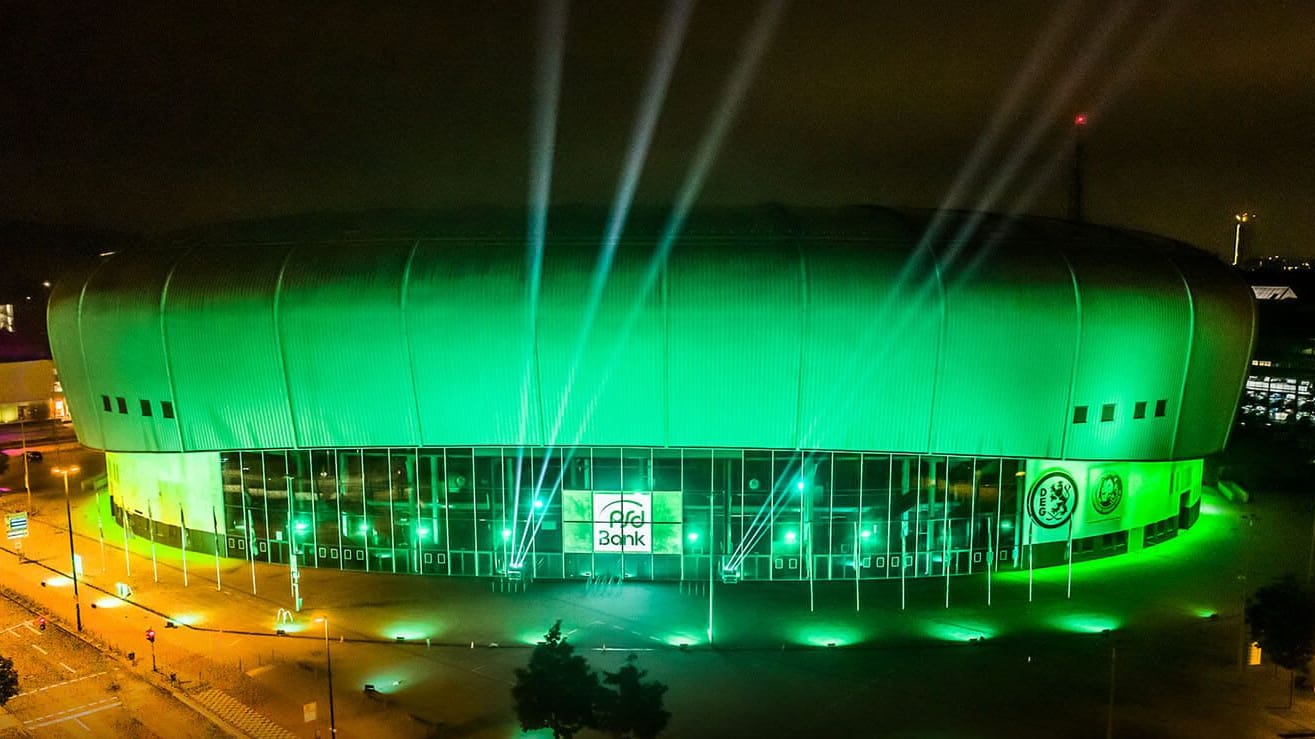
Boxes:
[1073,113,1088,127]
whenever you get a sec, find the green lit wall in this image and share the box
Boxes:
[47,208,1256,462]
[107,450,223,529]
[104,446,1204,582]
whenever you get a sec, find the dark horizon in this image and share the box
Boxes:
[2,1,1312,264]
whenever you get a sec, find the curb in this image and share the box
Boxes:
[0,584,256,739]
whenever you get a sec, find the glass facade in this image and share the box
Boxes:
[1240,371,1315,427]
[193,446,1179,583]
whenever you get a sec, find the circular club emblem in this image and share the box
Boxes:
[1092,472,1124,516]
[1027,471,1078,529]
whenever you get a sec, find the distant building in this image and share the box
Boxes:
[46,208,1253,586]
[0,359,64,424]
[0,289,65,424]
[1238,270,1315,434]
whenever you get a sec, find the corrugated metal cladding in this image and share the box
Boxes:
[46,207,1256,461]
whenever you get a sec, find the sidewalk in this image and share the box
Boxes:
[5,457,1315,738]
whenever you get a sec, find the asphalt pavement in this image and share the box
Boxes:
[3,442,1315,738]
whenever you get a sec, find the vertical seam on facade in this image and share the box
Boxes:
[400,239,424,444]
[272,246,300,449]
[531,254,546,447]
[75,257,111,448]
[1221,285,1260,449]
[1168,254,1196,460]
[923,240,948,455]
[157,248,191,451]
[662,248,671,447]
[1056,246,1082,461]
[793,238,809,449]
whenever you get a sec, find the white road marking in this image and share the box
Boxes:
[59,661,77,674]
[74,717,91,731]
[24,697,122,728]
[24,622,39,634]
[15,670,108,697]
[30,644,47,655]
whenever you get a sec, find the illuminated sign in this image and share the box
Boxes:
[1091,472,1124,515]
[1027,471,1077,529]
[593,493,651,553]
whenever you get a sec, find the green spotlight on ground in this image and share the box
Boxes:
[789,624,864,648]
[1051,613,1121,634]
[519,629,549,646]
[381,621,439,642]
[925,621,996,643]
[662,632,702,648]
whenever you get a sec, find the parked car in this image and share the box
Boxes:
[25,451,42,462]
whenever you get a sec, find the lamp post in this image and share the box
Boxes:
[20,415,30,512]
[1105,633,1117,739]
[314,616,337,736]
[52,465,82,631]
[1233,212,1253,266]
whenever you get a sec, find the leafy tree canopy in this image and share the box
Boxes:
[596,653,670,739]
[512,621,599,739]
[0,653,19,706]
[1247,574,1315,672]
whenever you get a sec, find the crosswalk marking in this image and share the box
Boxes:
[24,697,122,727]
[16,670,108,697]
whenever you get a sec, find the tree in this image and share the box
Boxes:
[0,653,18,706]
[512,621,598,738]
[596,653,670,739]
[1246,574,1315,706]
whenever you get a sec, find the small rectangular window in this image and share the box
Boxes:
[1154,399,1167,417]
[161,401,175,419]
[101,395,111,412]
[116,397,128,414]
[1073,405,1088,424]
[1133,401,1147,419]
[140,399,152,417]
[1101,403,1116,422]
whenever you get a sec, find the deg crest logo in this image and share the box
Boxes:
[1092,472,1123,515]
[1027,471,1077,529]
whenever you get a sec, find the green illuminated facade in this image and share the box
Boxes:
[49,207,1255,583]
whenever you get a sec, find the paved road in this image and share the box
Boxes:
[4,445,1315,737]
[0,593,225,738]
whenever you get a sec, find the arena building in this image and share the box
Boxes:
[46,207,1254,589]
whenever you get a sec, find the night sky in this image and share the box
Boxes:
[2,1,1312,261]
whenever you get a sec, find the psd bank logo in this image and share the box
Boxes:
[593,494,651,553]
